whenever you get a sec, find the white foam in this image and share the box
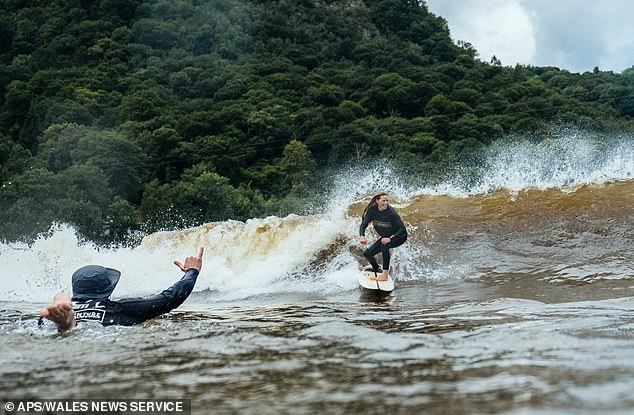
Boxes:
[2,131,632,302]
[0,214,361,302]
[438,132,634,196]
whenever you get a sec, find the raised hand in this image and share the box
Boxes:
[174,247,204,272]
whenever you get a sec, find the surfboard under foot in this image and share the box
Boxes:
[358,270,395,292]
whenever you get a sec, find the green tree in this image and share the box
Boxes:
[308,84,345,107]
[39,123,145,201]
[3,0,634,243]
[279,139,316,193]
[0,165,110,241]
[140,163,251,232]
[0,132,31,182]
[425,94,456,117]
[106,198,140,246]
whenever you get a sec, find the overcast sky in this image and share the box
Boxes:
[424,0,634,74]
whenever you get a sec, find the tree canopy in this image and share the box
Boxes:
[1,0,633,243]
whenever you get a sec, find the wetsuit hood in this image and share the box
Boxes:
[72,265,121,300]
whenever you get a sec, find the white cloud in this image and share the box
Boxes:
[428,0,535,65]
[425,0,634,73]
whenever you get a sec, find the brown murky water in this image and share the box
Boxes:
[2,179,634,414]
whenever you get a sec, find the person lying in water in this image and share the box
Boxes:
[359,193,407,281]
[39,247,204,334]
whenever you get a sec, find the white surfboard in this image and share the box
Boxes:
[358,270,395,292]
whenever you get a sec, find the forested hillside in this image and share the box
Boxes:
[1,0,633,244]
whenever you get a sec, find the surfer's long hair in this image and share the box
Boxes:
[362,192,388,218]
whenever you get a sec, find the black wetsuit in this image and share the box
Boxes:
[40,269,199,327]
[359,205,407,271]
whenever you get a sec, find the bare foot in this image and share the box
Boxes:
[40,293,75,334]
[363,265,378,271]
[370,271,389,281]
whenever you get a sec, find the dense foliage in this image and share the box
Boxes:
[1,0,633,244]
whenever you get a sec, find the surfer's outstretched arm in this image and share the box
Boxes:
[113,247,206,325]
[40,292,75,334]
[39,247,204,330]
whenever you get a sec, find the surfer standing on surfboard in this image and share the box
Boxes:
[359,193,407,281]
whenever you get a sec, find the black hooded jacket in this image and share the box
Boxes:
[40,269,199,327]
